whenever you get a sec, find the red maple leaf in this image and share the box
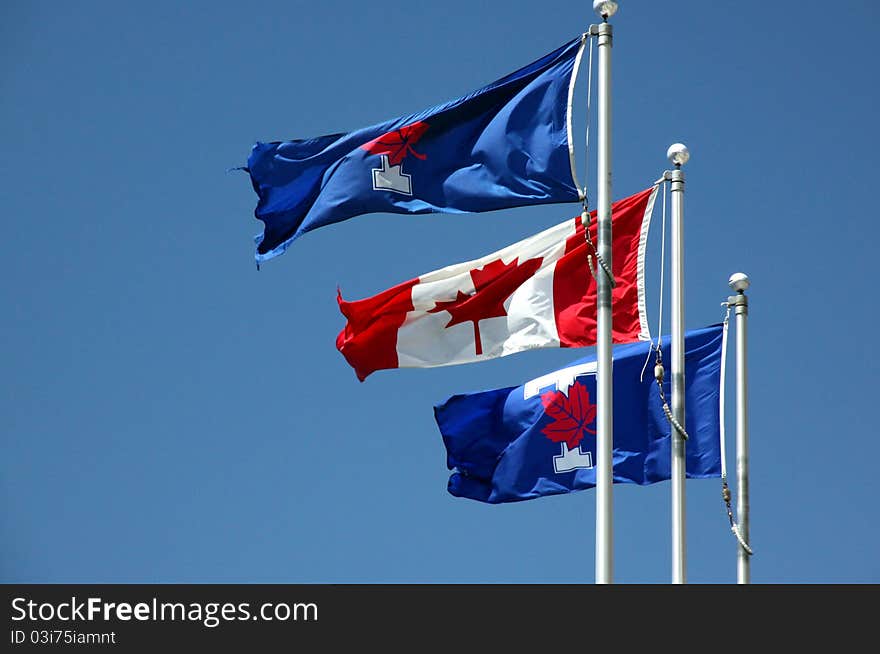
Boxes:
[540,381,597,449]
[360,121,429,166]
[428,257,543,355]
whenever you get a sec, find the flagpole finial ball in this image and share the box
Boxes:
[667,143,690,167]
[593,1,619,19]
[729,272,750,293]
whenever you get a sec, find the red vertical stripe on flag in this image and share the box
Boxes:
[608,187,654,342]
[336,279,418,381]
[553,216,597,346]
[553,187,654,346]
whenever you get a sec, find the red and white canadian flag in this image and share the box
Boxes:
[336,186,659,381]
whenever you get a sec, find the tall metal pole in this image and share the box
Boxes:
[728,272,751,584]
[667,143,689,584]
[592,0,618,584]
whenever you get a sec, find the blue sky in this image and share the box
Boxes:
[3,0,878,583]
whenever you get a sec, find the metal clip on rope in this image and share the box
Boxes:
[581,209,616,289]
[652,352,688,441]
[722,476,754,556]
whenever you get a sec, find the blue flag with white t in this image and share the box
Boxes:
[245,35,586,264]
[434,324,723,504]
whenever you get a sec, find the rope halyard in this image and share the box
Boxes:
[577,34,607,286]
[583,34,593,206]
[577,36,616,290]
[640,179,667,384]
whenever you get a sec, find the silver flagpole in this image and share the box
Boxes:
[728,272,751,584]
[592,0,618,585]
[667,142,689,584]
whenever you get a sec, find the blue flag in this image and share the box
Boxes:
[434,325,723,503]
[245,35,586,264]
